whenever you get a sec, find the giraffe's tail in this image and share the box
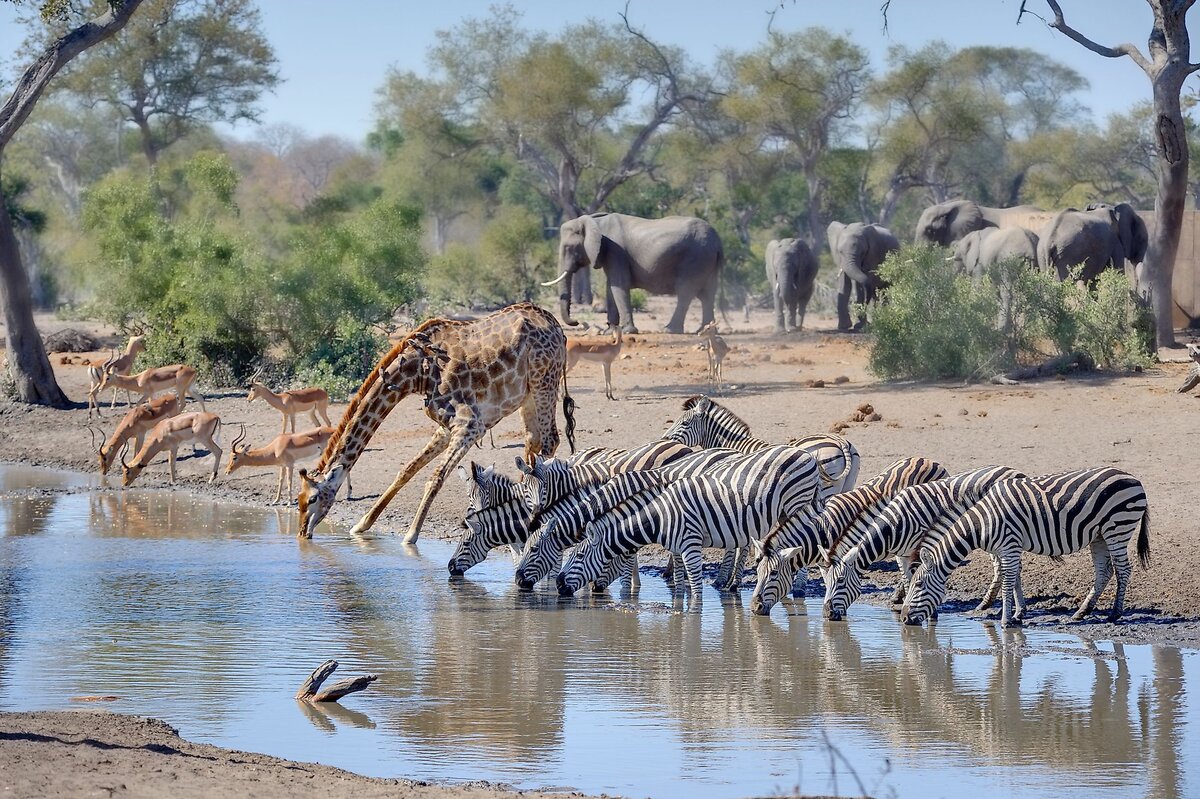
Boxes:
[561,369,577,454]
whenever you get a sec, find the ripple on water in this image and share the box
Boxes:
[0,463,1196,799]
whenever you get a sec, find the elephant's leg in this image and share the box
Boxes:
[836,272,854,331]
[609,284,640,334]
[697,272,718,329]
[773,290,786,333]
[852,280,870,331]
[664,284,697,334]
[786,301,798,332]
[605,282,622,331]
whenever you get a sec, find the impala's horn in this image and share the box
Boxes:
[232,424,248,453]
[119,443,131,470]
[87,425,103,455]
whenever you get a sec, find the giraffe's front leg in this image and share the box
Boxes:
[350,428,450,536]
[403,422,485,544]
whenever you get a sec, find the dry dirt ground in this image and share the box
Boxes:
[2,300,1199,795]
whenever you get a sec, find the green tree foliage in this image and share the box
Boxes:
[50,0,280,166]
[80,151,425,386]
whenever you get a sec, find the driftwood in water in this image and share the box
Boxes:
[295,659,377,703]
[990,352,1094,385]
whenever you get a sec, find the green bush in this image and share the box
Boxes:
[293,317,389,400]
[630,288,648,311]
[868,245,1153,381]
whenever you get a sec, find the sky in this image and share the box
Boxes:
[0,0,1176,143]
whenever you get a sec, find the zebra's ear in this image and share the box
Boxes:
[749,539,764,559]
[457,464,470,483]
[514,456,532,475]
[778,546,805,562]
[816,545,832,567]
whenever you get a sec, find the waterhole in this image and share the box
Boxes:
[0,463,1196,798]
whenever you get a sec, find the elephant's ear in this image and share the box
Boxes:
[582,215,603,267]
[1116,204,1149,264]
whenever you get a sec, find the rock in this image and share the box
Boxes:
[43,328,99,353]
[833,375,850,384]
[867,412,882,422]
[856,402,874,415]
[958,408,969,415]
[807,379,826,388]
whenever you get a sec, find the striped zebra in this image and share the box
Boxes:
[516,440,693,517]
[661,395,860,493]
[515,447,743,591]
[903,467,1150,628]
[748,457,948,616]
[557,445,825,597]
[823,465,1025,621]
[450,443,688,576]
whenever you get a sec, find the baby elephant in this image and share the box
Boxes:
[765,238,818,333]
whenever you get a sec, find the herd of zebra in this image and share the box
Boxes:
[451,395,1151,629]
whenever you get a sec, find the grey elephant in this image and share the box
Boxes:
[544,213,724,334]
[1037,203,1148,282]
[915,199,1045,247]
[827,221,900,332]
[952,226,1040,279]
[764,237,818,332]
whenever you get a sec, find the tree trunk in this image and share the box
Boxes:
[0,184,69,407]
[1145,75,1187,347]
[803,158,826,255]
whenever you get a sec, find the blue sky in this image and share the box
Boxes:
[0,1,1175,142]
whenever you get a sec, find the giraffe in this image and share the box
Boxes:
[297,302,576,542]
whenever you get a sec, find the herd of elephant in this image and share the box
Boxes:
[543,201,1148,335]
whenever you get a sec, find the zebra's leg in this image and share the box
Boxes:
[892,554,915,605]
[789,568,806,599]
[972,553,1004,616]
[725,547,747,591]
[663,553,676,588]
[1106,538,1134,622]
[623,552,641,592]
[999,548,1023,628]
[680,546,705,600]
[1011,559,1027,622]
[1073,538,1113,621]
[715,548,742,592]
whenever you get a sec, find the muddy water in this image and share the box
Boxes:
[0,464,1196,799]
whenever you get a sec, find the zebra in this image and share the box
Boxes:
[514,447,741,590]
[450,442,688,576]
[823,465,1025,621]
[748,457,948,616]
[557,445,825,598]
[903,467,1150,628]
[515,440,692,518]
[661,394,860,493]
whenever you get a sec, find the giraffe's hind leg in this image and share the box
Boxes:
[522,369,562,460]
[403,423,485,544]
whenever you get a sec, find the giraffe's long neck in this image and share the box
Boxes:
[321,359,424,475]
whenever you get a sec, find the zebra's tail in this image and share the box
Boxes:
[1136,507,1151,570]
[561,370,577,454]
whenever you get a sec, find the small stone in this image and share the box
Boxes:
[958,408,969,415]
[976,410,988,417]
[867,412,882,422]
[833,375,850,384]
[856,403,874,415]
[850,411,866,423]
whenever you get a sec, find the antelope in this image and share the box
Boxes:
[246,371,332,433]
[121,411,223,486]
[226,424,351,504]
[100,363,206,410]
[565,325,623,400]
[697,321,730,389]
[90,392,185,475]
[86,335,145,417]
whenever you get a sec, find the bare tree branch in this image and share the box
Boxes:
[0,0,146,149]
[1037,0,1152,73]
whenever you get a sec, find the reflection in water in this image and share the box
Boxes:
[0,463,1195,799]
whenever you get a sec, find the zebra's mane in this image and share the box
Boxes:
[681,395,751,439]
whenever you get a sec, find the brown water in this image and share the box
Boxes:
[0,463,1196,798]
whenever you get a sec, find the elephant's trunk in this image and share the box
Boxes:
[556,270,580,327]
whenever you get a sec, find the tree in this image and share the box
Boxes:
[1,0,145,406]
[1019,0,1196,347]
[722,29,871,251]
[53,0,278,166]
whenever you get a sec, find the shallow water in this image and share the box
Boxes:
[0,463,1196,799]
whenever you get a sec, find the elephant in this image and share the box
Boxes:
[544,213,724,334]
[952,226,1040,280]
[915,199,1046,247]
[1036,203,1148,283]
[764,237,818,332]
[827,221,900,332]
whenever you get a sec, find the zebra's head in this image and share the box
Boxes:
[822,550,863,621]
[448,524,492,576]
[514,520,564,591]
[662,395,747,448]
[749,539,805,616]
[902,562,946,625]
[459,461,498,517]
[555,523,607,596]
[515,454,569,518]
[451,462,522,576]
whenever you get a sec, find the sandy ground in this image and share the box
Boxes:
[2,300,1199,795]
[0,711,599,799]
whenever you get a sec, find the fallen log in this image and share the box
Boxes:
[295,660,378,703]
[990,352,1094,385]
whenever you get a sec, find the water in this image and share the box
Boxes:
[0,463,1196,799]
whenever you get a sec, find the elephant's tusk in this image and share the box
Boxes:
[542,271,570,287]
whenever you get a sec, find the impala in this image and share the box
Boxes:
[121,411,223,486]
[86,335,145,417]
[697,321,730,389]
[90,392,185,475]
[565,325,623,400]
[246,373,332,433]
[226,424,350,504]
[100,363,206,410]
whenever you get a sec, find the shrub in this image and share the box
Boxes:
[293,317,389,400]
[868,245,1153,381]
[630,288,648,311]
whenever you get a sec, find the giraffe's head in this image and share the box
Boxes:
[298,465,345,538]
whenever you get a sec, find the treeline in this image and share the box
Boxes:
[4,2,1193,387]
